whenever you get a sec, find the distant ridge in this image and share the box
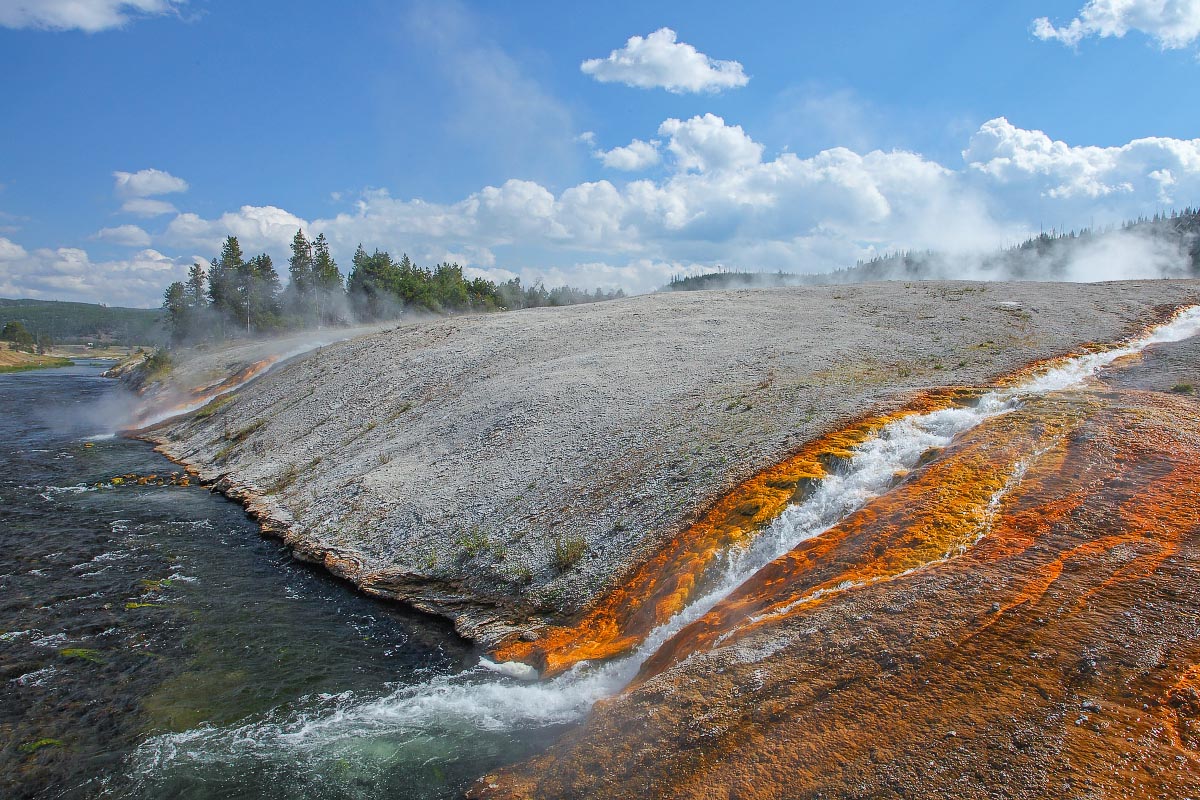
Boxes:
[0,298,162,345]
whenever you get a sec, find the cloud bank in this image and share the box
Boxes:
[3,117,1199,305]
[0,237,190,306]
[581,28,749,93]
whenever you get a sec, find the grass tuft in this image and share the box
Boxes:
[552,535,587,572]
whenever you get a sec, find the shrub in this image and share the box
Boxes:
[552,534,587,572]
[143,348,173,379]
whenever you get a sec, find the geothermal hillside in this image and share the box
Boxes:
[143,280,1197,649]
[138,279,1200,797]
[473,301,1200,799]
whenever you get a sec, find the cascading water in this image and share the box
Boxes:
[127,306,1200,793]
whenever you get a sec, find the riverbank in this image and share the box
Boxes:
[135,280,1200,650]
[0,349,73,373]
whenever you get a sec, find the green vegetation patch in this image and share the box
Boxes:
[194,394,234,419]
[20,738,65,754]
[142,348,173,380]
[552,535,587,572]
[457,527,490,559]
[0,357,73,373]
[58,647,104,664]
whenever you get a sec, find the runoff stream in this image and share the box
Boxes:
[4,306,1199,799]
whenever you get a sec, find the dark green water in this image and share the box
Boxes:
[0,366,569,799]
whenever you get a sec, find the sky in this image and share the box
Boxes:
[1,0,1199,307]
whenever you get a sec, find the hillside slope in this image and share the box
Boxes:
[143,280,1199,646]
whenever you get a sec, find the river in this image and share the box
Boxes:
[0,364,563,799]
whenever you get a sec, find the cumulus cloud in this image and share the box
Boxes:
[113,168,188,198]
[0,241,188,306]
[659,114,764,172]
[594,138,661,171]
[1033,0,1200,49]
[0,0,185,32]
[93,223,151,247]
[581,27,749,93]
[963,116,1200,212]
[163,204,308,255]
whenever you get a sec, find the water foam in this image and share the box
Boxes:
[130,305,1200,779]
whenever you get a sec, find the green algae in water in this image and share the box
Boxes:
[59,648,104,664]
[20,738,66,754]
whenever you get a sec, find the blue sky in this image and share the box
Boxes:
[1,0,1199,306]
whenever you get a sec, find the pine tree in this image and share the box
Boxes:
[312,233,342,325]
[287,228,315,322]
[162,281,189,343]
[208,236,245,337]
[184,263,207,310]
[240,253,282,334]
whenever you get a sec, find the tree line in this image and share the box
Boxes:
[164,231,625,343]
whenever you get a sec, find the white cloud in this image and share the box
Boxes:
[525,259,707,295]
[94,223,151,247]
[0,236,28,261]
[113,168,188,198]
[0,242,188,306]
[0,0,184,32]
[659,114,764,173]
[594,138,661,171]
[120,198,177,217]
[163,204,308,256]
[581,27,749,93]
[1033,0,1200,49]
[963,116,1200,208]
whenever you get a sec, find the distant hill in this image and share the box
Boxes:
[0,298,163,346]
[664,208,1200,291]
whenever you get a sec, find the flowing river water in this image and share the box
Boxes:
[5,307,1199,799]
[0,364,562,799]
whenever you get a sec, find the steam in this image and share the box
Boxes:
[127,326,386,430]
[667,223,1198,290]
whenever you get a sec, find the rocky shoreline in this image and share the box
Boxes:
[130,280,1200,652]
